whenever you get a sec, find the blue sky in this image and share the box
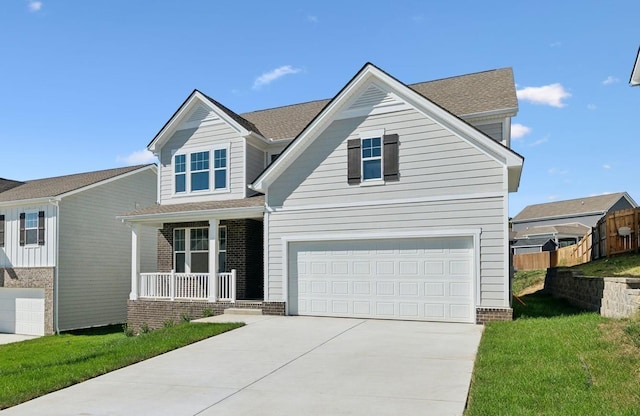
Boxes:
[1,1,638,216]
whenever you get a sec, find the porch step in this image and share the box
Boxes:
[224,308,263,316]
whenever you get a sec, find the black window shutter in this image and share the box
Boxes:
[38,211,45,246]
[383,134,400,181]
[19,212,25,246]
[347,139,361,185]
[0,215,4,248]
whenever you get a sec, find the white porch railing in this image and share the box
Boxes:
[139,270,236,302]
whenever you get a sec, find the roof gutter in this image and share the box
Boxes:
[0,196,60,208]
[511,211,606,224]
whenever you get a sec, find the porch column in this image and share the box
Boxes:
[130,223,140,300]
[209,219,219,302]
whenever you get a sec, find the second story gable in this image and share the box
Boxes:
[149,66,521,206]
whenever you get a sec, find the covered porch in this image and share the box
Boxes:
[119,197,265,305]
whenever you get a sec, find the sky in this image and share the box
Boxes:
[1,0,638,216]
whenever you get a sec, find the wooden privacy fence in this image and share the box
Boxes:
[514,229,593,271]
[593,208,640,258]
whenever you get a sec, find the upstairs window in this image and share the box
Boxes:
[213,148,227,190]
[191,151,210,191]
[348,132,399,185]
[19,211,45,246]
[173,145,229,195]
[361,137,382,180]
[175,154,186,193]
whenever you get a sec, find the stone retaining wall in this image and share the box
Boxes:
[544,268,640,318]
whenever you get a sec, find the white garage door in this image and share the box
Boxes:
[0,288,45,336]
[289,237,474,323]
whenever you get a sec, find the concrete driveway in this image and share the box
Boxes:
[2,316,483,416]
[0,333,38,345]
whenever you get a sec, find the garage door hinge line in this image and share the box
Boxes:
[193,319,367,415]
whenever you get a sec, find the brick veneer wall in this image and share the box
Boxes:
[545,268,640,318]
[157,219,263,301]
[476,307,513,324]
[1,267,55,334]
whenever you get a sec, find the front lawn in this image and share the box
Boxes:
[465,294,640,415]
[0,322,243,409]
[570,252,640,277]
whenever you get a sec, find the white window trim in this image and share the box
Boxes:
[171,143,231,197]
[24,211,39,247]
[359,129,385,183]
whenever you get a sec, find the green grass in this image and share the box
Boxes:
[0,322,243,409]
[570,252,640,277]
[465,293,640,415]
[513,269,547,294]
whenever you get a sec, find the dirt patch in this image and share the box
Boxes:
[517,281,545,296]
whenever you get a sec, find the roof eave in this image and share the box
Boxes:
[117,205,264,225]
[630,47,640,86]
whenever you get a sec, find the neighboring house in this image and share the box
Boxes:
[120,63,524,327]
[512,237,557,255]
[631,46,640,86]
[0,165,157,336]
[512,193,638,245]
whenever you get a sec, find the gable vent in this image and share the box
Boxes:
[351,84,396,109]
[187,104,215,123]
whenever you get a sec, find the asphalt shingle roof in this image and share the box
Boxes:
[240,67,517,140]
[0,178,24,194]
[515,223,591,239]
[512,193,632,222]
[0,165,152,203]
[121,195,265,217]
[512,237,557,247]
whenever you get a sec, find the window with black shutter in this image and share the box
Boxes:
[347,133,399,184]
[0,215,4,248]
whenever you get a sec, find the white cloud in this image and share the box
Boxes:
[511,123,531,139]
[307,15,318,23]
[587,104,597,110]
[529,137,549,147]
[602,164,611,169]
[253,65,302,89]
[516,83,571,108]
[602,76,619,85]
[28,1,42,12]
[547,195,559,201]
[548,167,568,175]
[117,150,157,165]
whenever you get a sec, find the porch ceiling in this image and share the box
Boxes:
[117,195,265,225]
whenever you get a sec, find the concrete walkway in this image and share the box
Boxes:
[0,333,38,345]
[2,316,483,416]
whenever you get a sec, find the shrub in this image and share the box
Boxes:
[163,319,175,328]
[139,323,151,334]
[180,313,191,323]
[202,308,214,317]
[122,324,134,337]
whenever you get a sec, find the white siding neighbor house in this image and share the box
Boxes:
[120,63,523,330]
[0,165,157,335]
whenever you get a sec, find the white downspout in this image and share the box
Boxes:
[50,199,61,334]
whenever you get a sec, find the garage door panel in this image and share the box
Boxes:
[290,237,474,323]
[0,288,45,336]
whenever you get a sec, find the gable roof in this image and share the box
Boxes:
[515,223,591,239]
[251,62,523,193]
[0,165,154,204]
[631,46,640,86]
[512,192,637,223]
[0,178,24,194]
[512,237,557,248]
[240,68,517,140]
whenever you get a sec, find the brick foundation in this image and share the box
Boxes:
[476,307,513,324]
[262,301,286,316]
[1,267,55,334]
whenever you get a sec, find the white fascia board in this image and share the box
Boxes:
[117,206,264,224]
[148,92,252,153]
[622,192,639,208]
[0,197,58,208]
[461,107,519,121]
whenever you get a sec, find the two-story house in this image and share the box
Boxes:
[0,165,157,335]
[120,63,524,329]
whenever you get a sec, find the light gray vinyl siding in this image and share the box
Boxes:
[57,168,157,331]
[246,143,265,196]
[0,204,57,268]
[472,122,503,142]
[267,196,508,308]
[159,122,245,204]
[608,197,635,213]
[268,108,504,208]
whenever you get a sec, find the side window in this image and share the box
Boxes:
[361,137,382,180]
[19,211,45,246]
[175,154,186,193]
[213,148,227,190]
